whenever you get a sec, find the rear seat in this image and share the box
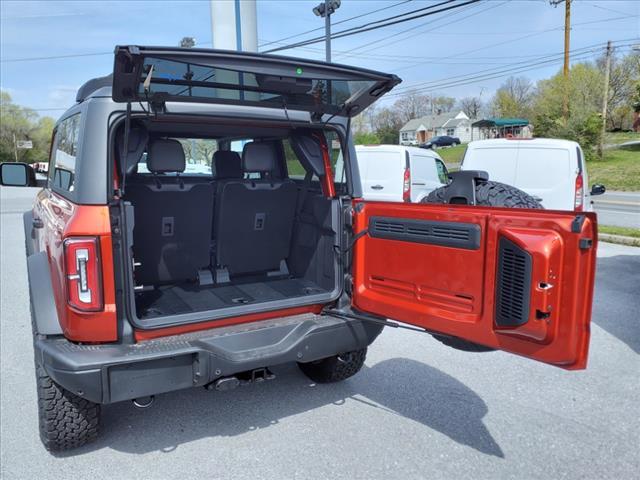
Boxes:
[214,141,297,278]
[126,139,214,285]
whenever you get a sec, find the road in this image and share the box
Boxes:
[592,191,640,229]
[1,186,639,480]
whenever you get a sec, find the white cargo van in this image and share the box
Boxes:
[354,145,449,202]
[460,138,605,211]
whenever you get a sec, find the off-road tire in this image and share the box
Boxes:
[298,348,367,383]
[422,180,541,353]
[423,180,543,209]
[36,365,101,451]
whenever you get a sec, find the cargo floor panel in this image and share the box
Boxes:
[136,278,328,319]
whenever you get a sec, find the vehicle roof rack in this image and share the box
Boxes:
[76,74,112,103]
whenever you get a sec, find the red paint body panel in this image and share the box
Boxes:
[352,201,597,370]
[34,190,117,342]
[134,305,323,341]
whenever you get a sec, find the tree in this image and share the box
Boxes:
[392,90,430,123]
[0,91,55,163]
[458,96,483,119]
[491,76,533,118]
[431,95,455,114]
[597,51,640,130]
[353,131,380,145]
[532,63,605,160]
[371,106,403,145]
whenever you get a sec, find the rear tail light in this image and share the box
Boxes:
[574,174,584,211]
[402,164,411,202]
[64,237,103,311]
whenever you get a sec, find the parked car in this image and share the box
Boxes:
[349,145,448,202]
[0,46,598,452]
[420,135,461,149]
[460,138,606,211]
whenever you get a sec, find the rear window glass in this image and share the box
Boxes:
[137,138,217,175]
[141,57,376,112]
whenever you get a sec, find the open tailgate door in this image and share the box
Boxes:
[112,45,401,117]
[352,201,597,370]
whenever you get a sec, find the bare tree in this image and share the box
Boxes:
[431,95,456,114]
[458,96,483,119]
[392,90,430,123]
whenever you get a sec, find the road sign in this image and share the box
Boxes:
[16,140,33,149]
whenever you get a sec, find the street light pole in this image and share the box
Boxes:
[313,0,340,63]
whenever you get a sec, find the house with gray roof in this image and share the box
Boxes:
[399,111,473,145]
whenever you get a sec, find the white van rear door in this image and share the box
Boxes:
[358,149,402,202]
[515,147,573,210]
[463,147,518,186]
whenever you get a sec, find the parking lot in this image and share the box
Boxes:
[1,186,639,480]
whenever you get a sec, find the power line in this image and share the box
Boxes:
[335,0,498,57]
[258,0,413,48]
[383,42,636,96]
[263,0,480,54]
[390,38,636,94]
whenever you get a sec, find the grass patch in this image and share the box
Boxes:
[605,131,640,146]
[599,225,640,239]
[588,144,640,191]
[436,144,467,165]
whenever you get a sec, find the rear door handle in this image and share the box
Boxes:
[371,185,384,190]
[32,217,44,229]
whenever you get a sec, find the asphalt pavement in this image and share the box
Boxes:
[592,191,640,229]
[1,186,639,480]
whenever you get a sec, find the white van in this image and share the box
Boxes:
[354,145,449,202]
[461,138,605,211]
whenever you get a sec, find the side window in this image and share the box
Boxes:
[284,131,346,193]
[49,113,81,193]
[435,158,449,184]
[283,139,312,181]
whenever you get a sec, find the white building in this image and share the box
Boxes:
[399,111,474,145]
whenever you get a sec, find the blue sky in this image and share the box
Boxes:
[1,0,639,118]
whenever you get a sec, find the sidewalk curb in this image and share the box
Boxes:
[599,233,640,247]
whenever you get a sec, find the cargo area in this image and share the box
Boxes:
[115,117,344,326]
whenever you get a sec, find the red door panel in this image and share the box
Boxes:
[352,201,597,370]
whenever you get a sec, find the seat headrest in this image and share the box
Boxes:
[147,139,185,173]
[242,142,277,173]
[116,124,148,175]
[213,150,243,179]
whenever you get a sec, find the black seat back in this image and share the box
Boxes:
[215,142,297,276]
[126,139,214,285]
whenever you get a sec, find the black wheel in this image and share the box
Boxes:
[422,180,542,353]
[298,348,367,383]
[30,295,101,451]
[423,180,543,209]
[36,365,101,451]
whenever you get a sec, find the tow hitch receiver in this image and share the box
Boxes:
[206,368,276,392]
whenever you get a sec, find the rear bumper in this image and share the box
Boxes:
[34,313,383,404]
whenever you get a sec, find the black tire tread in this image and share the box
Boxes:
[298,348,367,383]
[424,180,543,209]
[36,365,101,451]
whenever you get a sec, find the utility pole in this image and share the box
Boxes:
[598,40,613,157]
[313,0,341,62]
[13,133,18,162]
[550,0,571,122]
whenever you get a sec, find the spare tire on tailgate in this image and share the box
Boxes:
[421,179,542,353]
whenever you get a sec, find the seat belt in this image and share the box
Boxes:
[296,170,314,220]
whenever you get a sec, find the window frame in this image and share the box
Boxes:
[48,112,83,198]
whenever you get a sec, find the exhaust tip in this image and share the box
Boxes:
[132,395,155,409]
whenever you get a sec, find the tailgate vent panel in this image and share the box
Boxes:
[495,237,532,327]
[369,216,481,250]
